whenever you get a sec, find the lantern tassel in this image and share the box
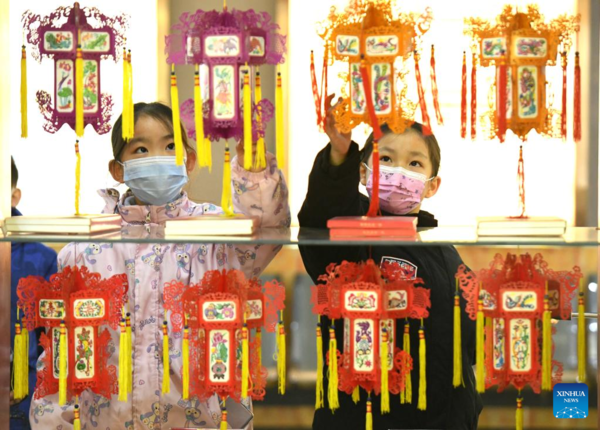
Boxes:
[453,280,463,387]
[220,402,228,430]
[460,51,467,139]
[122,48,133,141]
[542,287,552,390]
[315,320,324,409]
[254,70,267,170]
[74,141,81,216]
[276,69,285,167]
[366,394,373,430]
[277,314,286,395]
[476,295,485,393]
[118,318,127,401]
[417,323,426,411]
[20,45,27,138]
[241,323,249,398]
[183,325,190,400]
[352,385,360,404]
[170,64,184,166]
[256,327,262,370]
[401,319,411,404]
[243,66,253,170]
[497,64,507,142]
[127,50,134,136]
[194,65,208,168]
[574,52,581,142]
[75,32,84,138]
[516,395,523,430]
[12,322,28,401]
[125,313,132,393]
[328,322,339,412]
[517,146,526,218]
[430,45,443,125]
[414,50,432,135]
[221,144,234,217]
[58,321,68,406]
[73,401,81,430]
[578,284,586,383]
[561,52,568,141]
[162,321,170,394]
[471,52,477,140]
[380,327,390,414]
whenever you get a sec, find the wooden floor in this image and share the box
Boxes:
[252,405,598,429]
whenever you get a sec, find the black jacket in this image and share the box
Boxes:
[298,142,483,430]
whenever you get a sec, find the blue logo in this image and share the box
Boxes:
[553,383,588,419]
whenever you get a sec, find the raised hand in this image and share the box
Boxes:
[324,93,352,166]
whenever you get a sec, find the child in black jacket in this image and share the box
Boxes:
[298,95,482,430]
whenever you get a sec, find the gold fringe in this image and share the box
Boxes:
[401,319,411,404]
[221,144,234,216]
[352,385,360,404]
[315,319,324,409]
[75,32,84,137]
[365,395,373,430]
[516,394,523,430]
[254,69,266,170]
[74,141,81,216]
[73,401,81,430]
[417,323,426,411]
[20,45,27,138]
[476,295,485,393]
[453,278,463,387]
[118,318,127,401]
[277,313,286,395]
[380,327,390,414]
[194,65,209,168]
[241,323,249,398]
[58,322,68,406]
[243,66,253,170]
[170,64,184,165]
[183,325,190,400]
[541,284,552,391]
[162,321,170,394]
[328,322,339,412]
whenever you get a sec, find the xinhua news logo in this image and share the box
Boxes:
[553,383,588,419]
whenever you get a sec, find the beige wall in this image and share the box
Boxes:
[165,0,285,205]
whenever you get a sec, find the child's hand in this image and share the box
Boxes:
[236,141,266,173]
[324,93,352,166]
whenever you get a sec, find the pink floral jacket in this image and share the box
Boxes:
[30,155,290,430]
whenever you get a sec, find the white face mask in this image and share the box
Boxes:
[119,156,188,206]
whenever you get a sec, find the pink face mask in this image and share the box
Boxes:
[364,164,431,215]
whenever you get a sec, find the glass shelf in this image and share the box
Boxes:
[2,225,600,246]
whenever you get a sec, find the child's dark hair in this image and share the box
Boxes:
[11,156,18,189]
[111,102,195,161]
[360,122,441,177]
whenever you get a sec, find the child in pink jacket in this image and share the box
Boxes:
[29,102,290,429]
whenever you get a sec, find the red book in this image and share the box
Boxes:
[329,228,417,238]
[327,216,418,231]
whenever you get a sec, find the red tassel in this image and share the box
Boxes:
[460,52,467,139]
[414,51,432,135]
[430,45,443,126]
[310,51,323,129]
[517,146,526,218]
[574,52,581,142]
[561,52,568,141]
[497,65,507,143]
[471,53,477,140]
[360,59,381,218]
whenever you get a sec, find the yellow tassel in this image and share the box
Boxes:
[275,68,284,167]
[476,295,485,393]
[221,144,234,217]
[121,48,131,140]
[12,323,28,400]
[256,327,262,370]
[578,283,586,383]
[352,385,360,404]
[75,32,84,138]
[401,319,411,404]
[241,323,249,398]
[125,313,132,393]
[453,279,463,387]
[277,313,286,395]
[170,64,184,165]
[194,65,209,168]
[365,395,373,430]
[220,406,228,430]
[118,319,127,401]
[328,322,339,412]
[204,138,212,172]
[380,327,390,414]
[74,141,81,216]
[21,45,27,138]
[243,66,253,170]
[58,322,68,406]
[541,284,552,391]
[516,395,523,430]
[182,325,190,400]
[162,321,170,394]
[315,320,324,409]
[253,69,266,170]
[73,402,81,430]
[127,50,134,135]
[417,323,426,411]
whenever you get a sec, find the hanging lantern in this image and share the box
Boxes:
[163,269,286,417]
[455,253,583,429]
[165,5,287,175]
[22,2,128,135]
[310,259,430,422]
[16,266,128,415]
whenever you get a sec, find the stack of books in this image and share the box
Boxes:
[477,216,567,237]
[5,214,122,235]
[165,215,258,236]
[327,216,418,239]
